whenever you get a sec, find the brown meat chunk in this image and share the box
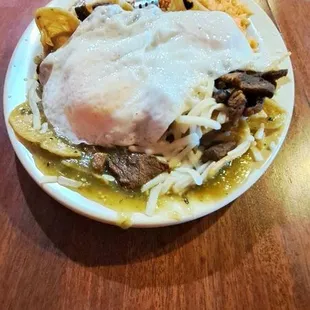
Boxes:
[92,152,107,173]
[75,3,107,21]
[166,133,175,143]
[216,72,276,97]
[261,69,288,83]
[229,69,288,82]
[243,97,264,117]
[107,152,169,190]
[202,142,237,162]
[243,70,262,77]
[213,69,288,120]
[215,72,243,88]
[200,130,232,148]
[183,0,194,9]
[212,89,231,103]
[227,90,247,125]
[227,89,247,108]
[75,5,91,21]
[200,130,222,148]
[214,79,228,89]
[239,75,275,97]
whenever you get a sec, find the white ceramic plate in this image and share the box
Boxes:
[3,0,294,227]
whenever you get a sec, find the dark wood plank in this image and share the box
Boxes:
[0,1,309,309]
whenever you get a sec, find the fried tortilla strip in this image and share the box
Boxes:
[35,7,80,54]
[9,103,81,158]
[40,136,81,158]
[61,158,92,174]
[9,104,46,143]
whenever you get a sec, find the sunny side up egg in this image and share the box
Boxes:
[39,5,254,147]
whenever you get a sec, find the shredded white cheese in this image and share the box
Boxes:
[40,122,48,134]
[28,80,41,130]
[141,173,169,193]
[254,124,265,140]
[58,176,83,188]
[250,146,264,162]
[177,115,221,130]
[175,168,203,185]
[145,183,163,216]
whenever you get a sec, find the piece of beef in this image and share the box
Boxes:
[261,69,288,84]
[243,70,262,77]
[166,133,175,143]
[239,75,275,97]
[212,89,231,103]
[200,130,222,148]
[227,90,247,125]
[75,5,91,21]
[201,142,237,162]
[183,0,194,9]
[214,69,288,119]
[75,2,111,21]
[92,152,107,173]
[230,69,288,82]
[214,79,228,89]
[200,129,233,148]
[243,97,264,117]
[227,90,247,108]
[107,152,169,190]
[215,72,275,97]
[215,72,243,88]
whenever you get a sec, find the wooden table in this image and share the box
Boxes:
[0,1,309,309]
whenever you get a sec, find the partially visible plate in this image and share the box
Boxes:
[3,0,294,227]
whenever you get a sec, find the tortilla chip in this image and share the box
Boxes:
[9,103,81,158]
[35,7,80,54]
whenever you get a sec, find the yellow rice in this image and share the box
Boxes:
[160,0,252,31]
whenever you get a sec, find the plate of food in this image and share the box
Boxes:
[4,0,294,228]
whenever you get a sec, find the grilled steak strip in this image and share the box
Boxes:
[107,152,169,190]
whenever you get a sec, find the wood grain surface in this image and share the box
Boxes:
[1,1,310,309]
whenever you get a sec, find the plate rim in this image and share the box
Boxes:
[3,0,295,228]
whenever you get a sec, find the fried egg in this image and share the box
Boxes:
[39,5,254,146]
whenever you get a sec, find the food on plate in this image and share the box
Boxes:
[160,0,252,31]
[39,6,254,146]
[9,0,289,221]
[35,7,80,54]
[74,0,133,20]
[9,102,81,157]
